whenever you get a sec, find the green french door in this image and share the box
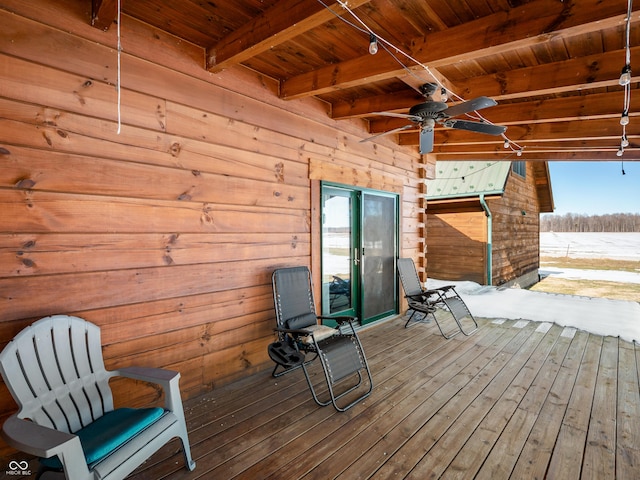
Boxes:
[321,184,398,324]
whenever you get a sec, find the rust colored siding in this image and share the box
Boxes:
[426,212,487,284]
[0,1,424,456]
[426,163,542,286]
[488,164,542,285]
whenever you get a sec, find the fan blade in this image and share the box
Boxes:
[443,96,497,118]
[359,124,414,143]
[443,119,507,136]
[419,128,434,154]
[370,111,423,122]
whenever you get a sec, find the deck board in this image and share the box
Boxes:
[126,316,640,479]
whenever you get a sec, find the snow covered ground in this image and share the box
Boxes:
[540,232,640,261]
[539,267,640,284]
[540,231,640,285]
[427,233,640,343]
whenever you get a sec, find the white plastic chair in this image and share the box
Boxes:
[0,315,196,479]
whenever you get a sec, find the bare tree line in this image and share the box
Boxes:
[541,213,640,232]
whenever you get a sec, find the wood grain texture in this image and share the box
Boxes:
[0,1,424,459]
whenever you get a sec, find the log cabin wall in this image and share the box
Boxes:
[0,0,424,454]
[486,163,542,285]
[425,212,487,284]
[425,162,543,286]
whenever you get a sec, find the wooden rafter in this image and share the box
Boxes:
[91,0,118,31]
[454,47,640,101]
[207,0,372,72]
[280,0,638,99]
[398,118,640,145]
[76,0,640,162]
[367,92,640,134]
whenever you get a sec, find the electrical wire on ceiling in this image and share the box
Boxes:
[432,160,501,180]
[318,0,526,155]
[617,0,633,158]
[320,0,640,159]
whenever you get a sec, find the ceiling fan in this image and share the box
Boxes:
[361,83,507,154]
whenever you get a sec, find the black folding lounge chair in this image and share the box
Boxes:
[269,266,373,412]
[397,258,478,338]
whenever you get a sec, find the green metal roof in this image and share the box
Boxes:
[425,161,512,200]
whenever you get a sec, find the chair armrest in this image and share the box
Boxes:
[424,285,454,295]
[275,326,316,335]
[317,315,356,325]
[116,367,182,413]
[2,415,91,479]
[117,366,179,384]
[2,414,76,458]
[405,293,427,301]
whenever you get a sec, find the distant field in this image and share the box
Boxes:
[540,232,640,261]
[532,233,640,301]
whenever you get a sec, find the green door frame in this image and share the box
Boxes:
[320,182,399,324]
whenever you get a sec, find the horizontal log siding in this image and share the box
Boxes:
[0,0,423,456]
[487,163,542,285]
[426,162,542,286]
[426,212,487,284]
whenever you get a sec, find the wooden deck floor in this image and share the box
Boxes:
[131,316,640,479]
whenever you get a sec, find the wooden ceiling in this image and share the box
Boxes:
[91,0,640,161]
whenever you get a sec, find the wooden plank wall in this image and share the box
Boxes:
[426,212,487,284]
[487,163,541,285]
[426,162,542,286]
[0,0,423,455]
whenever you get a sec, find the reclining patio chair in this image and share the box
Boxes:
[0,315,196,480]
[397,258,478,338]
[269,266,373,412]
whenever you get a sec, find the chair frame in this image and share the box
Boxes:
[397,258,478,338]
[0,315,196,480]
[271,267,373,412]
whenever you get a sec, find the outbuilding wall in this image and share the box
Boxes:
[426,163,542,286]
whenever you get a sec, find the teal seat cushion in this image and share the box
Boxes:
[41,407,165,469]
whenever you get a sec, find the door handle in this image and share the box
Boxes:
[354,247,360,265]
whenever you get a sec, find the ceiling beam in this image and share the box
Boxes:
[397,118,640,147]
[433,151,640,161]
[430,139,639,154]
[367,91,640,133]
[90,0,117,31]
[280,0,638,99]
[332,90,423,119]
[453,47,640,101]
[206,0,372,72]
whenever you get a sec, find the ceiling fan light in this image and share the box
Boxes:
[503,139,510,149]
[617,147,624,157]
[619,64,632,86]
[368,34,378,55]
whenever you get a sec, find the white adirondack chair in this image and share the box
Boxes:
[0,315,196,479]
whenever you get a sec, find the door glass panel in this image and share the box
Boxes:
[362,193,396,322]
[322,191,353,314]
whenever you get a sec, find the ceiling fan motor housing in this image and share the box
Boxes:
[409,101,448,119]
